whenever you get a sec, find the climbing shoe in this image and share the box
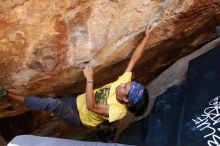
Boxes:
[0,86,7,99]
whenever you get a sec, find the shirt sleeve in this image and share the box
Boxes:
[108,105,127,122]
[115,72,132,83]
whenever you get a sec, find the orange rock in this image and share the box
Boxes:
[0,0,219,98]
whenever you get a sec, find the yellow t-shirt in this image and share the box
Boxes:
[76,72,132,127]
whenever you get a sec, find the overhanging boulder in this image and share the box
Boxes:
[0,0,219,116]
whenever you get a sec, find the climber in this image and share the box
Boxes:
[0,25,153,127]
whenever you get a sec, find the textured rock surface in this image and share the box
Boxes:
[0,0,219,117]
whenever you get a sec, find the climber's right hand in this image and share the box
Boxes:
[145,25,154,36]
[83,64,94,81]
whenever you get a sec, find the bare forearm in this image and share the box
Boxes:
[131,34,150,63]
[85,82,96,110]
[85,82,109,116]
[83,64,109,116]
[125,33,151,72]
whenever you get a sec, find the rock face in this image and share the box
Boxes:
[0,0,220,140]
[0,0,219,116]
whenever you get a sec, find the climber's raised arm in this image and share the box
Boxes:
[83,64,109,117]
[125,25,153,72]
